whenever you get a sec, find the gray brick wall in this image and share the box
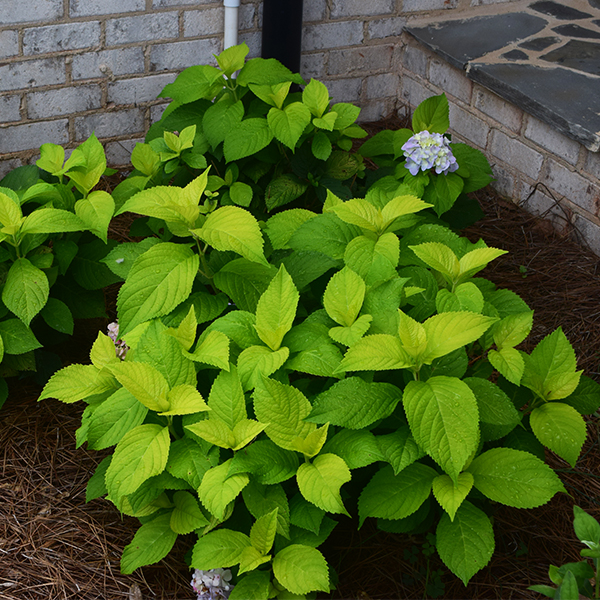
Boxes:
[0,0,519,168]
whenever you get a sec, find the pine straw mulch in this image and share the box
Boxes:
[1,186,600,598]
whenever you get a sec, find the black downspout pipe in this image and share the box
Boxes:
[261,0,304,74]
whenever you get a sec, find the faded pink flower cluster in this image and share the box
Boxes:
[191,569,234,600]
[107,321,129,360]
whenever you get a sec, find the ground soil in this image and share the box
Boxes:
[1,132,599,600]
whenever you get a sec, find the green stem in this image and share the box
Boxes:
[167,416,181,440]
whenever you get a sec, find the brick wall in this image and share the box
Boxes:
[399,34,600,256]
[0,0,519,173]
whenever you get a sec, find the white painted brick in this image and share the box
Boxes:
[404,0,458,10]
[150,103,169,123]
[239,4,256,30]
[0,58,65,92]
[472,0,517,5]
[358,100,391,122]
[108,73,177,105]
[519,186,566,222]
[27,85,102,118]
[401,76,432,110]
[330,0,394,18]
[150,38,221,71]
[325,78,362,104]
[585,150,600,180]
[473,87,522,133]
[70,0,144,17]
[525,116,580,166]
[105,138,140,166]
[301,53,327,80]
[0,31,19,59]
[366,73,399,100]
[153,0,218,6]
[0,119,68,153]
[23,22,101,55]
[489,130,543,179]
[107,13,179,46]
[304,0,327,22]
[328,46,393,76]
[490,164,515,198]
[72,48,145,80]
[402,44,428,78]
[74,108,145,141]
[184,8,224,37]
[368,17,407,40]
[0,95,22,123]
[303,21,364,52]
[0,159,23,180]
[0,0,62,24]
[429,59,471,103]
[239,31,261,57]
[543,159,600,216]
[573,213,600,257]
[448,103,490,149]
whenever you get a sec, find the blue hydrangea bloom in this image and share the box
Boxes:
[402,131,459,176]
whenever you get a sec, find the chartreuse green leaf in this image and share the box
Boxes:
[403,377,479,482]
[40,364,116,403]
[323,429,384,470]
[184,330,230,370]
[170,491,209,534]
[432,473,474,521]
[488,347,525,385]
[323,267,365,327]
[199,460,249,520]
[343,234,397,287]
[121,512,178,574]
[107,361,170,412]
[186,418,234,449]
[267,103,312,150]
[117,243,199,337]
[285,341,343,379]
[380,195,432,231]
[192,529,251,570]
[493,311,533,349]
[192,205,267,266]
[228,440,299,485]
[397,309,427,357]
[421,312,497,364]
[522,328,582,401]
[223,118,274,162]
[330,198,381,232]
[165,306,197,351]
[289,424,329,458]
[329,314,372,347]
[436,283,484,314]
[358,463,437,526]
[229,571,271,600]
[37,143,65,175]
[410,242,459,283]
[2,258,49,326]
[238,546,270,575]
[313,111,337,131]
[467,448,565,508]
[64,133,106,195]
[376,427,424,475]
[412,93,449,134]
[20,208,85,236]
[573,505,600,547]
[255,265,299,351]
[306,378,402,429]
[0,191,22,234]
[159,384,209,416]
[436,501,494,586]
[207,366,245,429]
[166,438,216,489]
[250,508,278,555]
[249,81,291,108]
[458,247,508,283]
[265,209,316,250]
[105,424,170,508]
[89,331,118,369]
[243,481,290,539]
[530,402,586,467]
[217,42,249,77]
[87,388,148,450]
[338,334,412,372]
[238,345,289,391]
[75,190,114,243]
[273,545,329,595]
[303,79,330,117]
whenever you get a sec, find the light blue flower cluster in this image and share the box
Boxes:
[402,130,459,176]
[191,569,234,600]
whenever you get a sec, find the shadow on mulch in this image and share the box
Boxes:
[1,178,600,598]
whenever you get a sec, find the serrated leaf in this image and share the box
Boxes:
[203,98,245,148]
[312,131,332,160]
[290,423,329,458]
[338,334,413,372]
[273,545,329,595]
[530,402,586,467]
[191,529,251,570]
[412,93,449,134]
[467,447,565,508]
[436,501,494,585]
[313,112,337,131]
[86,456,111,502]
[121,513,177,574]
[329,314,373,347]
[108,361,169,412]
[250,508,278,555]
[376,427,425,475]
[105,424,170,507]
[170,491,209,534]
[75,190,114,243]
[488,347,525,385]
[403,377,479,481]
[267,103,312,150]
[185,417,234,449]
[573,505,600,547]
[358,463,437,526]
[228,440,299,485]
[238,545,271,575]
[242,480,290,538]
[193,205,267,266]
[160,384,209,416]
[184,330,230,370]
[229,571,271,600]
[410,242,459,282]
[563,376,600,415]
[207,366,245,429]
[306,377,402,429]
[40,364,115,403]
[323,267,365,327]
[20,208,85,235]
[265,209,316,250]
[2,258,49,326]
[432,472,473,521]
[493,311,533,349]
[458,247,508,282]
[285,342,343,378]
[323,429,383,470]
[166,438,216,489]
[255,265,299,351]
[238,345,289,391]
[199,460,249,520]
[224,118,274,162]
[40,297,74,336]
[302,79,329,117]
[117,243,199,336]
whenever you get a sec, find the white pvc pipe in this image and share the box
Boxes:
[224,0,240,49]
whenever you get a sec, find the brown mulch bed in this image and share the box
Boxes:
[1,160,600,598]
